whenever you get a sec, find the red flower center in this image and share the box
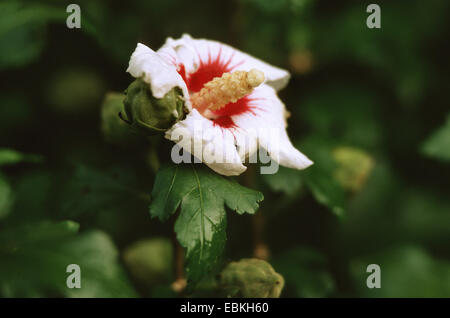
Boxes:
[176,50,256,128]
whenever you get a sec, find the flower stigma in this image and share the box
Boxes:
[190,68,264,119]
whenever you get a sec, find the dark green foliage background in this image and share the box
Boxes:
[1,0,449,297]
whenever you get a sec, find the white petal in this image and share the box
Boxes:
[165,109,247,176]
[127,43,191,109]
[161,34,290,91]
[232,84,313,170]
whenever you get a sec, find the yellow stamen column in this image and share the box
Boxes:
[191,69,265,113]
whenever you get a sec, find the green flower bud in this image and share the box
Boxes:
[100,92,143,146]
[123,238,173,288]
[332,146,375,192]
[219,258,285,298]
[46,68,105,114]
[123,79,186,135]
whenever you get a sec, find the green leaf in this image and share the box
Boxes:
[5,170,53,223]
[61,164,149,219]
[272,247,335,298]
[0,95,32,136]
[304,169,345,217]
[0,148,43,166]
[299,85,382,149]
[350,246,450,297]
[0,220,79,248]
[0,173,13,220]
[150,164,263,284]
[261,166,303,196]
[421,114,450,161]
[0,220,138,297]
[0,2,65,70]
[396,190,450,246]
[298,137,346,217]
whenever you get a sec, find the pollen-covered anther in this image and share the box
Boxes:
[191,69,265,112]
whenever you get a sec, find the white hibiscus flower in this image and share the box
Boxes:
[127,34,313,176]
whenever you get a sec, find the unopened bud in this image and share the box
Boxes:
[219,258,284,298]
[123,238,173,288]
[123,79,186,135]
[333,146,375,192]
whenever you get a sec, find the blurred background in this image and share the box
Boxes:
[0,0,449,297]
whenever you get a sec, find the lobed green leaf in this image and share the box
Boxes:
[150,164,263,285]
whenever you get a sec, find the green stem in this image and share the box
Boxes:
[244,166,270,260]
[170,217,186,294]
